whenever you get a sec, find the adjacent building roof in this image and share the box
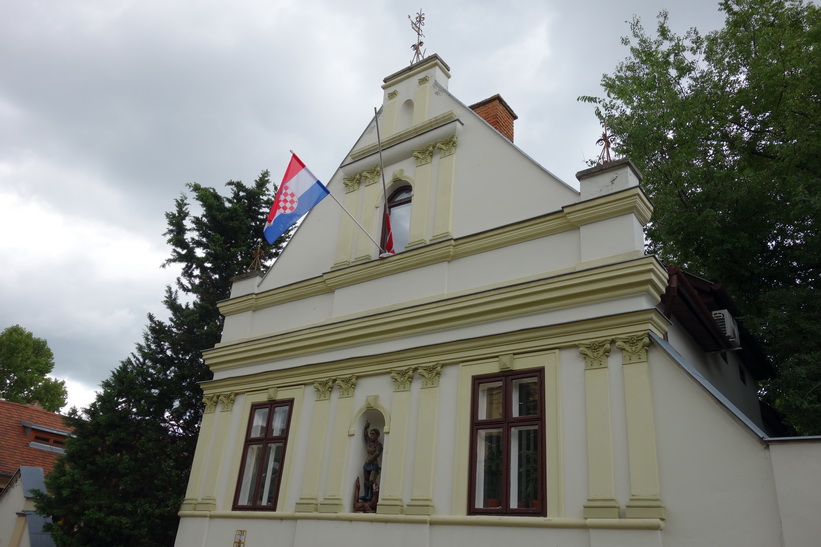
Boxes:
[661,265,775,380]
[0,400,71,482]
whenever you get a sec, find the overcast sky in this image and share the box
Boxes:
[0,0,728,412]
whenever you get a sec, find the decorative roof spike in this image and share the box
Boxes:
[409,9,426,65]
[248,242,263,272]
[596,121,617,164]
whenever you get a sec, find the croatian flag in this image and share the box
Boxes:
[263,153,329,245]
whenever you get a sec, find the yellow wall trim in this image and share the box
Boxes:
[177,511,665,531]
[201,309,669,396]
[207,258,668,372]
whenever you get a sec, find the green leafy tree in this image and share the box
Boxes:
[580,0,821,433]
[0,324,67,411]
[34,172,286,546]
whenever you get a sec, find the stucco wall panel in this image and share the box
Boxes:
[650,346,782,547]
[769,440,821,547]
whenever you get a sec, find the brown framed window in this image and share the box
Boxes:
[469,368,544,516]
[233,400,293,510]
[381,186,412,253]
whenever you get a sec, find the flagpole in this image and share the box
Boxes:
[325,190,384,251]
[373,108,393,256]
[374,107,389,209]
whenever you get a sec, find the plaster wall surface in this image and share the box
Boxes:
[769,439,821,547]
[0,474,27,547]
[448,124,577,238]
[650,344,782,547]
[662,322,764,430]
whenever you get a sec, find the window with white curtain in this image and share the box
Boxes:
[233,400,293,510]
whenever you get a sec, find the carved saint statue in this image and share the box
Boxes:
[359,421,382,502]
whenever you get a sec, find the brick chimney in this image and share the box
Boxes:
[469,94,518,142]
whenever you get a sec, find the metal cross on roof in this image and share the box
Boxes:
[596,122,617,164]
[248,242,263,272]
[409,10,426,65]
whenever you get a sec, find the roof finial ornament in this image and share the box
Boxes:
[409,9,426,65]
[596,121,617,164]
[248,241,263,272]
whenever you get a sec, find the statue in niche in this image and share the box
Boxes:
[359,421,382,501]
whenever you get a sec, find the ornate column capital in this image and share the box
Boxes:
[391,367,416,392]
[417,364,442,388]
[616,334,650,363]
[578,339,612,370]
[343,174,361,193]
[413,144,435,166]
[436,135,458,157]
[363,165,381,186]
[335,375,358,398]
[203,394,218,414]
[217,392,236,412]
[313,379,335,401]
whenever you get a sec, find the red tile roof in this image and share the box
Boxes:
[0,399,72,479]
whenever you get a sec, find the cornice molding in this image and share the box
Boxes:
[205,258,668,373]
[349,111,458,161]
[564,186,652,227]
[199,310,668,399]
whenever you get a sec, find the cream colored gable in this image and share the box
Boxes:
[254,54,579,294]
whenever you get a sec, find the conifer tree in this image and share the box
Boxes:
[35,172,284,546]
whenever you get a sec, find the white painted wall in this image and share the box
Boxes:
[651,345,783,547]
[769,439,821,547]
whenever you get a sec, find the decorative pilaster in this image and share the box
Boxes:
[319,376,358,513]
[412,73,431,125]
[382,90,399,135]
[407,364,443,515]
[579,339,620,519]
[378,367,416,514]
[616,334,665,519]
[407,150,431,250]
[334,171,363,269]
[354,166,383,263]
[432,136,458,241]
[196,391,236,511]
[295,380,334,512]
[181,394,220,510]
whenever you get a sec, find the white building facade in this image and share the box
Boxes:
[174,56,821,547]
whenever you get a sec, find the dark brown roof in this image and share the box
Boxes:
[0,399,72,479]
[661,266,774,380]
